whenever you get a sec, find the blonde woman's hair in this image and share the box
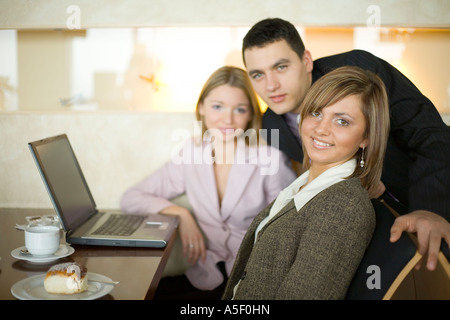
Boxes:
[299,66,390,195]
[195,66,262,144]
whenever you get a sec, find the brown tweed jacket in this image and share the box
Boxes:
[222,178,375,300]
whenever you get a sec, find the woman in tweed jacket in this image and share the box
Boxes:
[223,66,390,300]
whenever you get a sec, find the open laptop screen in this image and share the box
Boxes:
[29,134,97,233]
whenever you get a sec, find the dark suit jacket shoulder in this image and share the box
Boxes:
[223,178,375,300]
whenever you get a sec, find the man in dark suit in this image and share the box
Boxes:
[242,18,450,270]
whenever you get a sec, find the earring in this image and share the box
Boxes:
[360,147,365,168]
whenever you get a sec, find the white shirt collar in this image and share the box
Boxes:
[268,158,357,219]
[254,159,357,241]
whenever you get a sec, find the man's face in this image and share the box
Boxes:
[244,40,313,115]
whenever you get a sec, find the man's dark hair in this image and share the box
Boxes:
[242,18,306,64]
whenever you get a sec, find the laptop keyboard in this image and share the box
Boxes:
[92,214,146,236]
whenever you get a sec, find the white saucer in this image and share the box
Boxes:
[11,272,114,300]
[11,244,74,263]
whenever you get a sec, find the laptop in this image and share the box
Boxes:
[28,134,178,248]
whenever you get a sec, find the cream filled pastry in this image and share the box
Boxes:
[44,262,88,294]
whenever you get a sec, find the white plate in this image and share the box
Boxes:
[11,272,114,300]
[11,245,74,263]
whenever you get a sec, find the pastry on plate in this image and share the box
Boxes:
[44,262,88,294]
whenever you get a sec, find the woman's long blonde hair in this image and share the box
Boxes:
[299,66,390,195]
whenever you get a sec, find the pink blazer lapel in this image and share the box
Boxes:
[190,141,259,220]
[190,142,221,212]
[220,163,257,220]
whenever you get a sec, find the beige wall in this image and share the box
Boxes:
[0,112,195,208]
[1,0,449,28]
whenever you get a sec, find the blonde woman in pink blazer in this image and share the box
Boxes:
[120,66,296,299]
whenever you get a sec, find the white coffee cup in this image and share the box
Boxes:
[25,225,61,256]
